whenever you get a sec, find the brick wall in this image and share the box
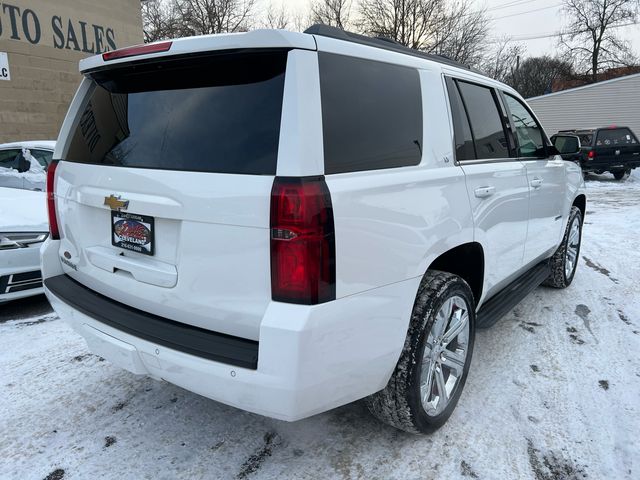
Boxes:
[0,0,143,143]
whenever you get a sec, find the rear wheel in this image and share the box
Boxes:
[365,271,475,433]
[544,206,582,288]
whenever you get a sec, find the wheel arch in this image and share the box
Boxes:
[573,194,586,219]
[427,242,484,306]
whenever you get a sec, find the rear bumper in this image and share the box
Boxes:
[44,271,419,421]
[45,274,258,369]
[582,159,640,172]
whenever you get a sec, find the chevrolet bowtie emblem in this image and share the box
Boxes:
[104,194,129,211]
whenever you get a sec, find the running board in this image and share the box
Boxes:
[476,261,551,329]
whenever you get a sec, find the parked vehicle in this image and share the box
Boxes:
[553,127,640,180]
[0,187,48,303]
[41,26,586,433]
[0,140,55,191]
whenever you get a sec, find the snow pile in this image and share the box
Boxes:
[0,166,45,184]
[1,176,639,479]
[24,149,46,175]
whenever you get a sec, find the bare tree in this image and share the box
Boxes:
[560,0,640,82]
[260,2,311,31]
[262,2,290,29]
[310,0,352,29]
[357,0,442,50]
[510,56,574,98]
[289,10,312,32]
[141,0,183,42]
[176,0,257,35]
[430,0,489,66]
[480,36,526,84]
[357,0,488,64]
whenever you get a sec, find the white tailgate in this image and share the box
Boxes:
[55,162,272,341]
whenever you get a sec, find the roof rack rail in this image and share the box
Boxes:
[303,24,474,71]
[374,36,402,46]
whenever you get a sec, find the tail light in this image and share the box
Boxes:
[46,160,60,240]
[587,150,596,160]
[270,177,336,305]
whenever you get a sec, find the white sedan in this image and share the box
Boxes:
[0,186,49,303]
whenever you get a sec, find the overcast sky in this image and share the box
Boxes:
[266,0,640,57]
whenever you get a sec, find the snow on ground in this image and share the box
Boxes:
[1,173,639,480]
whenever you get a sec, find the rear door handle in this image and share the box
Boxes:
[530,177,543,188]
[474,186,495,198]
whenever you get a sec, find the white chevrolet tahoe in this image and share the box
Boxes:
[42,26,586,433]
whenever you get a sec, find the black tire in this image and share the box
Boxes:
[365,271,476,434]
[613,170,626,180]
[544,206,582,288]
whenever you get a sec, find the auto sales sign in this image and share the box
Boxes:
[0,51,9,80]
[0,2,118,54]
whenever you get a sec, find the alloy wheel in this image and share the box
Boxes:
[565,216,581,279]
[420,295,470,416]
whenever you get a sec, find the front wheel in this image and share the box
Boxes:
[365,271,475,433]
[544,206,582,288]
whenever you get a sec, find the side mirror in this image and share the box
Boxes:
[15,152,30,173]
[551,134,581,155]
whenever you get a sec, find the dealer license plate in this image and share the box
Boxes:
[111,211,155,256]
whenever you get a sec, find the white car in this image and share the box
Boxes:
[0,187,48,302]
[41,26,585,433]
[0,140,55,191]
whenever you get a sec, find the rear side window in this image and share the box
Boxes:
[596,128,639,146]
[457,81,510,160]
[445,78,475,161]
[64,51,288,175]
[319,53,422,174]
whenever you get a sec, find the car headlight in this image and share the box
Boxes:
[0,232,49,250]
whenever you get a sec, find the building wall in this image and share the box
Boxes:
[0,1,143,143]
[528,74,640,138]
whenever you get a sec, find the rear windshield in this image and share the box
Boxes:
[596,128,638,146]
[64,51,288,175]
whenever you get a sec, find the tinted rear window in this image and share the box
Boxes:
[596,128,638,146]
[445,78,476,161]
[457,81,510,159]
[318,53,422,174]
[64,51,288,175]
